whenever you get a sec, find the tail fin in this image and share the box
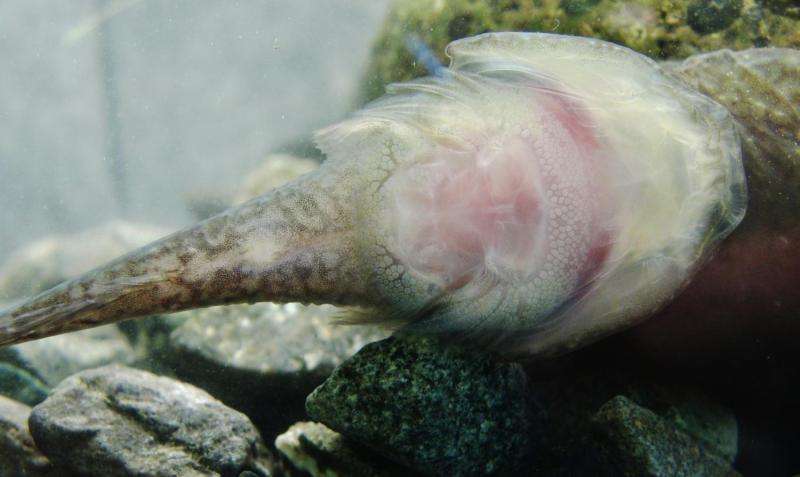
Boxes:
[0,174,368,346]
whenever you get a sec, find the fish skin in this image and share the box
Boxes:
[0,167,375,346]
[0,33,747,355]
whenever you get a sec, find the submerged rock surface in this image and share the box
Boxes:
[163,303,387,436]
[305,334,740,476]
[0,325,135,387]
[306,336,532,476]
[29,365,273,477]
[0,395,53,477]
[593,395,739,476]
[275,421,408,477]
[361,0,800,102]
[520,367,739,476]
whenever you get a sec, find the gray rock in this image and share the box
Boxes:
[275,422,408,477]
[0,395,53,477]
[592,396,740,477]
[306,336,532,477]
[29,364,272,477]
[0,362,50,406]
[0,325,135,386]
[164,302,387,435]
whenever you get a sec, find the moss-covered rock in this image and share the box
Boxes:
[360,0,800,102]
[687,0,743,33]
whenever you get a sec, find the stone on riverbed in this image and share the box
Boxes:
[163,303,387,437]
[592,395,740,476]
[306,335,532,477]
[523,368,739,476]
[28,364,273,477]
[0,325,135,387]
[0,395,53,477]
[275,421,408,477]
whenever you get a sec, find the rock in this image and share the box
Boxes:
[360,0,800,102]
[0,220,167,301]
[29,364,273,477]
[0,325,135,387]
[164,303,387,436]
[592,396,739,476]
[763,0,800,18]
[116,313,189,371]
[275,422,408,477]
[0,362,50,406]
[233,154,320,205]
[306,336,532,477]
[0,395,53,477]
[523,369,739,475]
[687,0,743,34]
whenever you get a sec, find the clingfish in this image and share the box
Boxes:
[0,33,748,357]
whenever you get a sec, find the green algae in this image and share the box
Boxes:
[360,0,800,102]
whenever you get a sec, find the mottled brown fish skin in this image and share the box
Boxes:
[0,169,377,346]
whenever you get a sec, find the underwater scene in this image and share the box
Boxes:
[0,1,798,476]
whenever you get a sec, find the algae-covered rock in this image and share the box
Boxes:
[592,396,739,476]
[0,396,53,477]
[763,0,800,17]
[164,303,387,436]
[275,422,408,477]
[29,364,273,477]
[306,336,532,477]
[687,0,743,33]
[360,0,800,102]
[0,220,167,301]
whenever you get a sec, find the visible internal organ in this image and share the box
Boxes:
[386,86,612,301]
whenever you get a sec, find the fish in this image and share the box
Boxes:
[0,33,747,357]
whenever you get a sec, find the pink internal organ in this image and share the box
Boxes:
[391,136,543,288]
[392,94,610,291]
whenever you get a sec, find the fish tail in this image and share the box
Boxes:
[0,173,370,347]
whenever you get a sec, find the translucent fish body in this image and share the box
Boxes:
[319,33,746,355]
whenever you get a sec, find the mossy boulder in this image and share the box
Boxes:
[360,0,800,102]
